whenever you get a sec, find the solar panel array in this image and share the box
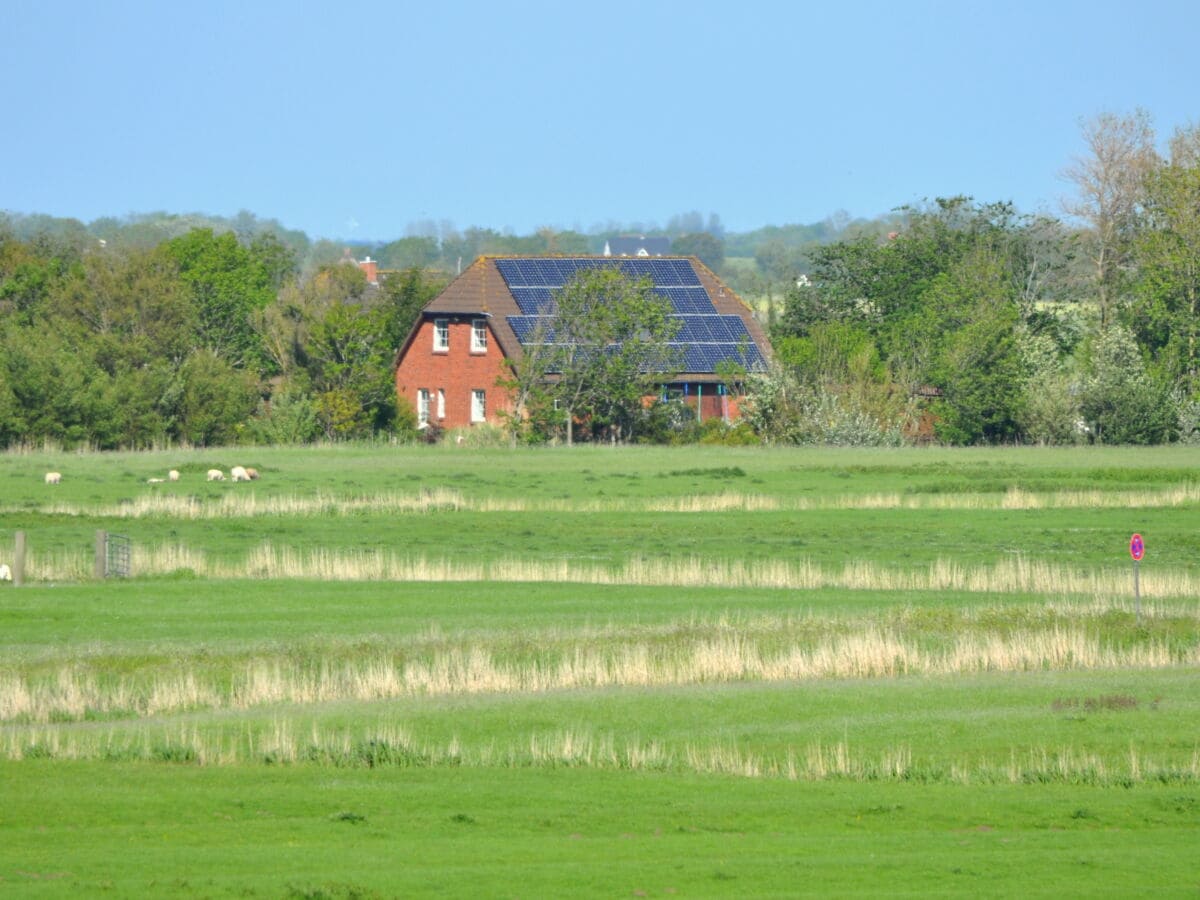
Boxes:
[495,258,766,374]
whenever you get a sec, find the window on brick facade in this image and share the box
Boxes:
[470,389,486,424]
[433,319,449,352]
[471,319,487,352]
[437,389,445,420]
[417,389,431,427]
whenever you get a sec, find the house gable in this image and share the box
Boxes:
[393,255,771,427]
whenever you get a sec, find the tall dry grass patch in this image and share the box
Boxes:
[101,544,1200,599]
[15,540,1200,599]
[4,617,1197,725]
[9,482,1200,520]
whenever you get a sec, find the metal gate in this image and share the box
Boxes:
[105,533,131,578]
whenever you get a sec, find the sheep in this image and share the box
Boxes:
[206,469,225,482]
[0,564,11,581]
[168,470,180,482]
[230,465,250,482]
[44,472,61,485]
[244,467,259,480]
[147,477,165,484]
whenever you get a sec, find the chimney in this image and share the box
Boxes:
[358,256,379,286]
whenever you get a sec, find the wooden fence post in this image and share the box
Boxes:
[95,530,107,580]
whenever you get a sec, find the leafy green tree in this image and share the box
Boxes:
[304,301,398,438]
[167,349,260,446]
[1018,332,1082,446]
[48,246,197,369]
[1079,325,1176,444]
[375,266,446,352]
[249,232,300,290]
[1129,134,1200,393]
[162,229,274,369]
[672,232,725,270]
[897,249,1024,444]
[376,236,440,270]
[505,268,679,444]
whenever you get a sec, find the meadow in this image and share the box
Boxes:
[0,445,1198,897]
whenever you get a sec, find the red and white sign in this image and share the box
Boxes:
[1129,533,1145,561]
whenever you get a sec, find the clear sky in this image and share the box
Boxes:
[2,0,1196,240]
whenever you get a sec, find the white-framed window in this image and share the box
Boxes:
[436,388,445,420]
[470,389,486,424]
[471,319,488,353]
[433,318,449,352]
[417,389,430,427]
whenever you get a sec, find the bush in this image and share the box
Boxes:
[742,366,905,446]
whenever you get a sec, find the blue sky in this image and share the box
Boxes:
[2,0,1196,240]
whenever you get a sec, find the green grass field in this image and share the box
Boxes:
[1,445,1198,896]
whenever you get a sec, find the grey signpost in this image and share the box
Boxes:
[1129,533,1144,624]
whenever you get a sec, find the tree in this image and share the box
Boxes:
[923,251,1025,444]
[1079,325,1175,444]
[672,232,725,271]
[505,268,679,444]
[162,229,274,369]
[376,236,439,270]
[1129,125,1200,393]
[1062,109,1159,327]
[375,267,447,352]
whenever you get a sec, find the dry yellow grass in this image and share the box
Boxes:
[4,620,1196,724]
[14,540,1200,600]
[9,482,1200,520]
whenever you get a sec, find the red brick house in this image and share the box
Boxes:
[393,256,770,430]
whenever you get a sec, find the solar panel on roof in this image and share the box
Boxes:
[496,258,765,374]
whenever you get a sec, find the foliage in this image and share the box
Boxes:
[1017,332,1082,446]
[742,362,904,446]
[245,386,322,445]
[162,229,275,369]
[671,232,725,270]
[1127,136,1200,394]
[505,268,680,444]
[375,266,446,351]
[1079,325,1176,444]
[170,349,261,446]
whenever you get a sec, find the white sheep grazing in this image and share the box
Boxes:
[0,564,10,581]
[44,472,62,485]
[230,465,250,482]
[206,469,225,482]
[168,470,180,482]
[244,467,259,480]
[147,477,165,484]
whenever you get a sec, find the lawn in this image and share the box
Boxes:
[1,445,1198,896]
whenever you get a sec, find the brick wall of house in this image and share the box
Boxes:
[394,317,513,429]
[675,386,744,422]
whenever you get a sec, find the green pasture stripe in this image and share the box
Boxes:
[2,443,1199,505]
[1,763,1196,897]
[0,579,1105,653]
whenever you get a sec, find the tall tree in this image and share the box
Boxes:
[1062,109,1159,326]
[162,229,274,369]
[1129,124,1200,393]
[506,268,679,444]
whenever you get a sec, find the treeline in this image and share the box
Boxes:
[753,111,1200,446]
[4,109,1199,448]
[0,226,443,447]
